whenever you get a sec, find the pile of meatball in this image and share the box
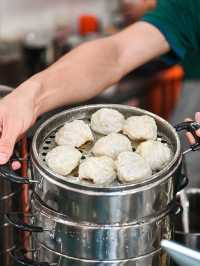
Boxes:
[46,108,172,186]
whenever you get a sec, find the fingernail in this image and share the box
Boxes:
[11,161,21,170]
[195,112,200,122]
[0,153,8,164]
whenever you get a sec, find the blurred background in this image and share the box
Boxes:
[0,0,200,186]
[1,2,200,265]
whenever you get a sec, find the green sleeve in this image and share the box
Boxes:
[142,0,200,64]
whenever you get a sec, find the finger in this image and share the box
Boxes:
[11,161,21,171]
[0,118,20,164]
[186,132,196,145]
[195,112,200,137]
[185,118,196,144]
[185,117,193,122]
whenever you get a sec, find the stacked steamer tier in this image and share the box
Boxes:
[9,105,188,266]
[0,86,28,266]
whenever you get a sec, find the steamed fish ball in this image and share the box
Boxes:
[116,152,152,183]
[46,146,82,176]
[123,115,157,141]
[79,156,116,185]
[137,140,172,171]
[92,133,132,159]
[55,120,94,147]
[91,108,125,135]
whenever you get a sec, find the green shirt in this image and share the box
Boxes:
[142,0,200,64]
[182,52,200,80]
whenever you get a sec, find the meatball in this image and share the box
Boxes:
[92,133,132,159]
[116,152,152,183]
[55,120,94,147]
[91,108,125,135]
[46,146,82,176]
[79,156,116,185]
[123,115,157,141]
[137,140,172,171]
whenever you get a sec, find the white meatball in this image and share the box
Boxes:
[79,156,116,185]
[55,120,94,147]
[92,133,132,159]
[91,108,125,135]
[123,115,157,141]
[116,152,152,183]
[137,140,172,171]
[46,146,82,176]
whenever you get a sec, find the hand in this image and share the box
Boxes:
[186,112,200,145]
[0,80,41,166]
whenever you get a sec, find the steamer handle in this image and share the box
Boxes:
[10,249,50,266]
[0,164,30,184]
[5,213,44,233]
[0,153,36,184]
[0,144,30,184]
[175,121,200,154]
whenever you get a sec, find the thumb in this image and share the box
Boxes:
[185,118,195,145]
[0,119,20,164]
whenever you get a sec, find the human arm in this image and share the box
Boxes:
[0,21,170,164]
[31,21,169,114]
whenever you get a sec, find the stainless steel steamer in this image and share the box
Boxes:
[6,193,180,265]
[3,104,200,266]
[31,105,183,224]
[2,105,189,223]
[12,243,169,266]
[0,189,24,254]
[25,194,176,260]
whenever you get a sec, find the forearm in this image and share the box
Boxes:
[16,22,170,118]
[31,36,124,116]
[0,22,171,163]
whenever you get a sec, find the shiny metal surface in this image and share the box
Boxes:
[31,104,183,224]
[161,240,200,266]
[33,242,170,266]
[0,180,21,200]
[0,214,21,253]
[31,239,169,266]
[175,188,200,251]
[0,188,23,213]
[31,165,181,224]
[31,194,174,260]
[0,247,16,266]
